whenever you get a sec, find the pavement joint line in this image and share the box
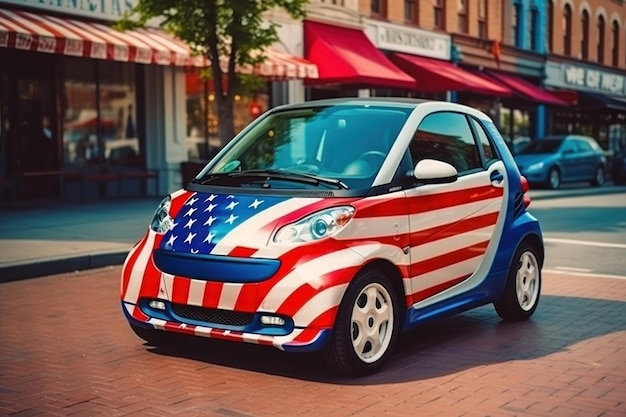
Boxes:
[543,268,626,280]
[543,237,626,249]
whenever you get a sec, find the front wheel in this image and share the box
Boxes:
[323,269,401,376]
[494,242,542,321]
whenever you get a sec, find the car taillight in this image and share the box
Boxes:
[521,176,531,208]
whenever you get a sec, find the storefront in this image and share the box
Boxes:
[452,33,567,149]
[544,59,626,155]
[0,1,195,203]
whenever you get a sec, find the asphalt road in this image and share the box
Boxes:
[529,192,626,278]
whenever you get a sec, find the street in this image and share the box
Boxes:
[529,191,626,277]
[1,267,625,416]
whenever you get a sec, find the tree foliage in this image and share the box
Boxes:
[118,0,308,147]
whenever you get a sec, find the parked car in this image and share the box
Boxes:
[121,98,544,376]
[514,135,607,189]
[611,147,626,185]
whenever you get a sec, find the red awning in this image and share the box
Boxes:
[390,53,512,96]
[304,20,416,89]
[482,71,568,106]
[0,8,193,65]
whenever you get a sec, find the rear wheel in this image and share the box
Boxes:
[130,323,179,346]
[494,242,541,321]
[324,269,401,376]
[590,166,605,187]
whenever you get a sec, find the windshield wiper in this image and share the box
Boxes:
[197,169,348,189]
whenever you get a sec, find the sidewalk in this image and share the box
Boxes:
[1,183,624,282]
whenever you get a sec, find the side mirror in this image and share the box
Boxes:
[412,159,458,184]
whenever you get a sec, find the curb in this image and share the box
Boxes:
[0,251,129,283]
[529,185,625,201]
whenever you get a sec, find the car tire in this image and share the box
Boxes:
[129,323,179,346]
[590,166,605,187]
[323,268,401,376]
[546,167,560,190]
[494,242,541,322]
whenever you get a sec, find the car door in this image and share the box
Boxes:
[573,138,597,179]
[404,111,507,307]
[559,137,581,182]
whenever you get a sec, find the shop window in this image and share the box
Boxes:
[404,0,418,24]
[597,15,605,64]
[611,20,620,67]
[563,4,572,56]
[62,59,140,168]
[184,71,269,161]
[457,0,468,34]
[434,0,445,30]
[581,10,590,60]
[477,0,487,39]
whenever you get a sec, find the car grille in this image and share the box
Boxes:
[171,303,254,327]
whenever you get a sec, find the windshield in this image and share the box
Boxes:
[519,138,563,154]
[195,104,412,190]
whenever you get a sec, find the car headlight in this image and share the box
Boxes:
[273,206,355,243]
[526,161,544,171]
[150,195,173,234]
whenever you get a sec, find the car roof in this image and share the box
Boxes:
[269,97,493,121]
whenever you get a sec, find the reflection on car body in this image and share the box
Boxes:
[120,98,544,376]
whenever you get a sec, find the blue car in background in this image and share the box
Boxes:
[514,135,607,189]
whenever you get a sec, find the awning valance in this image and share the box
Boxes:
[482,71,568,106]
[0,8,191,65]
[389,53,512,96]
[304,20,416,89]
[0,8,319,80]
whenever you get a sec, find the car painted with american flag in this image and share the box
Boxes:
[121,98,544,376]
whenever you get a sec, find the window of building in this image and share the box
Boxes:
[404,0,418,24]
[612,20,620,67]
[547,0,554,52]
[598,15,605,63]
[477,0,487,39]
[581,10,590,60]
[371,0,387,18]
[434,0,445,30]
[529,8,538,50]
[457,0,468,33]
[512,2,520,47]
[563,4,572,56]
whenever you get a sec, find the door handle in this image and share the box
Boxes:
[490,170,504,186]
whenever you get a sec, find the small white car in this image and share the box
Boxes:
[121,98,544,376]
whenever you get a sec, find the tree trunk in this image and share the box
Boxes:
[216,94,235,148]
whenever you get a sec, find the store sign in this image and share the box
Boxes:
[365,20,450,60]
[0,0,138,21]
[545,61,626,97]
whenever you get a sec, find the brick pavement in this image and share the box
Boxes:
[0,266,624,417]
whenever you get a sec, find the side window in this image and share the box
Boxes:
[561,139,577,154]
[469,116,499,164]
[410,112,481,175]
[577,139,592,152]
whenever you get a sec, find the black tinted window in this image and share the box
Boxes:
[410,112,481,174]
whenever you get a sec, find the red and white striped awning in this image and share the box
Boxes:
[191,48,319,80]
[0,8,319,79]
[0,8,191,66]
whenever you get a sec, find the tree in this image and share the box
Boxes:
[118,0,308,147]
